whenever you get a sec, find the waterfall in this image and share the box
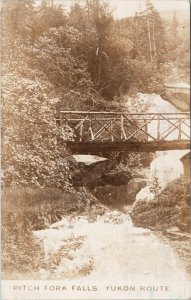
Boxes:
[126,93,190,202]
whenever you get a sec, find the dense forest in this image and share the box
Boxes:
[1,0,190,278]
[2,0,189,187]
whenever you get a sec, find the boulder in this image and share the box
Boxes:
[130,178,190,230]
[92,177,146,207]
[68,155,109,187]
[163,83,190,112]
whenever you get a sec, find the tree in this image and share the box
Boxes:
[68,0,137,99]
[1,0,35,39]
[164,9,189,82]
[33,0,67,37]
[1,0,36,67]
[26,26,97,109]
[1,0,96,188]
[171,11,179,40]
[68,0,113,97]
[131,0,167,66]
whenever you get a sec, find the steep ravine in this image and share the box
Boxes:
[33,91,190,294]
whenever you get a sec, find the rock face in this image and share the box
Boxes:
[163,83,190,112]
[180,152,190,206]
[102,170,131,186]
[69,154,146,207]
[90,169,146,207]
[93,177,147,207]
[130,178,190,231]
[68,155,110,187]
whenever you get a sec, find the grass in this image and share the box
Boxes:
[1,186,102,278]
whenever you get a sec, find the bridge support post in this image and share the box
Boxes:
[121,115,126,140]
[79,123,83,142]
[157,116,160,140]
[178,120,182,140]
[110,120,114,142]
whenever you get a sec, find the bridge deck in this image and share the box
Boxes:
[66,140,190,153]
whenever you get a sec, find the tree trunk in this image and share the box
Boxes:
[147,19,153,62]
[152,23,156,57]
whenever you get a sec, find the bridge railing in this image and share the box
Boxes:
[59,111,190,143]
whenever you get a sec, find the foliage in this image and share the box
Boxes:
[2,208,93,279]
[1,0,35,42]
[1,0,188,190]
[163,10,189,82]
[68,1,136,98]
[2,186,101,278]
[131,178,188,229]
[2,186,100,224]
[132,1,167,65]
[2,211,45,276]
[27,26,96,109]
[34,0,67,37]
[1,0,189,279]
[114,0,169,94]
[125,58,165,94]
[2,71,73,187]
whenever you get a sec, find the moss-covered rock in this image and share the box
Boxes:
[130,178,190,231]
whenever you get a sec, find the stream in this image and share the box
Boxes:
[34,211,191,299]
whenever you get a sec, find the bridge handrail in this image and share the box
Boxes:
[59,110,190,146]
[60,111,190,115]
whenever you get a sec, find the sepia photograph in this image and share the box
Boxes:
[1,0,190,299]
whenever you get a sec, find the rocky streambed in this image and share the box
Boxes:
[33,210,191,299]
[30,148,191,298]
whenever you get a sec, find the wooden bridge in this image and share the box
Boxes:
[59,111,190,153]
